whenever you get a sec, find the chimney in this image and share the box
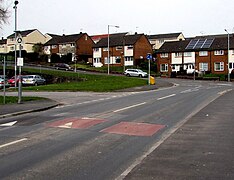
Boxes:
[135,32,137,35]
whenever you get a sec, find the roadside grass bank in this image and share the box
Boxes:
[0,96,46,105]
[3,67,148,92]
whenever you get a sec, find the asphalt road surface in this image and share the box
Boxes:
[0,79,233,180]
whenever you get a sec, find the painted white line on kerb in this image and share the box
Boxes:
[0,138,28,149]
[157,94,176,100]
[113,102,146,113]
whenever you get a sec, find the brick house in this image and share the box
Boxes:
[93,33,152,68]
[156,34,234,77]
[148,32,185,50]
[44,32,94,62]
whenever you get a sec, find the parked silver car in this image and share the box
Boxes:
[124,69,148,78]
[22,75,46,86]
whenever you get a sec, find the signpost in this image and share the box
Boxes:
[147,54,152,85]
[16,33,23,104]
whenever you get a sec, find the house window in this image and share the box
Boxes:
[93,48,99,52]
[115,56,121,63]
[214,50,224,55]
[103,47,108,51]
[160,53,168,58]
[199,63,208,71]
[199,51,208,56]
[116,46,122,50]
[10,46,14,51]
[104,57,109,64]
[184,52,192,57]
[94,58,101,63]
[125,56,133,61]
[158,39,164,44]
[175,52,182,57]
[214,62,224,71]
[71,43,75,47]
[52,45,57,49]
[232,50,234,55]
[127,45,133,50]
[160,64,168,72]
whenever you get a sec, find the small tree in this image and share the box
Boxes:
[0,0,9,28]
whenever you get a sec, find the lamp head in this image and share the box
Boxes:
[14,1,19,6]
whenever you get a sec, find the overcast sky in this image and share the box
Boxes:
[1,0,234,38]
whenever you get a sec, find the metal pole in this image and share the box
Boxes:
[107,25,110,75]
[18,44,22,104]
[148,58,151,85]
[14,1,18,88]
[3,56,6,104]
[225,29,230,82]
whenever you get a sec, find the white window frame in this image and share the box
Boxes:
[160,64,168,72]
[127,45,133,50]
[199,62,208,71]
[94,58,101,63]
[214,50,224,56]
[160,53,168,58]
[175,52,182,57]
[199,51,208,56]
[103,47,108,51]
[125,56,133,61]
[184,52,192,57]
[116,46,123,51]
[214,62,224,71]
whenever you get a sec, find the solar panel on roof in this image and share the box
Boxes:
[201,38,214,48]
[186,39,199,49]
[186,38,214,49]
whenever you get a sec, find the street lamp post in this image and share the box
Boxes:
[225,29,230,82]
[107,25,119,75]
[13,1,19,88]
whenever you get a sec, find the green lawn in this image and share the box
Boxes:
[2,66,148,92]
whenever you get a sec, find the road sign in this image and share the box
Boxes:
[146,54,152,60]
[17,57,24,66]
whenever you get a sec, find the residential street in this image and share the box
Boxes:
[0,79,233,180]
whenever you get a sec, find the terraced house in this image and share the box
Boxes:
[93,33,152,68]
[156,34,234,77]
[44,32,94,63]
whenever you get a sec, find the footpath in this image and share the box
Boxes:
[125,89,234,180]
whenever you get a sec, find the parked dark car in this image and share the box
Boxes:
[54,63,73,71]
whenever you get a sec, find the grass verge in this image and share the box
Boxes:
[0,96,46,105]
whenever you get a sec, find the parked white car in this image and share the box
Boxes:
[124,69,148,78]
[22,75,46,86]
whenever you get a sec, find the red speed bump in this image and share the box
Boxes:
[47,117,107,129]
[100,122,165,137]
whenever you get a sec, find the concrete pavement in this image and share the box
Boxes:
[124,89,234,180]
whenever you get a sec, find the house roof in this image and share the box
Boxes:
[93,33,144,48]
[45,33,86,45]
[0,38,7,45]
[7,29,37,38]
[157,35,234,53]
[148,32,182,40]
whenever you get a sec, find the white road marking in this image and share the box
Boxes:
[157,94,176,100]
[0,121,17,127]
[180,88,199,94]
[0,138,28,149]
[113,102,146,113]
[218,89,232,95]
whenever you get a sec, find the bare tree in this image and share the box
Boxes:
[0,0,9,28]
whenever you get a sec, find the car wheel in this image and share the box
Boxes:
[126,73,130,77]
[139,74,143,78]
[34,82,38,86]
